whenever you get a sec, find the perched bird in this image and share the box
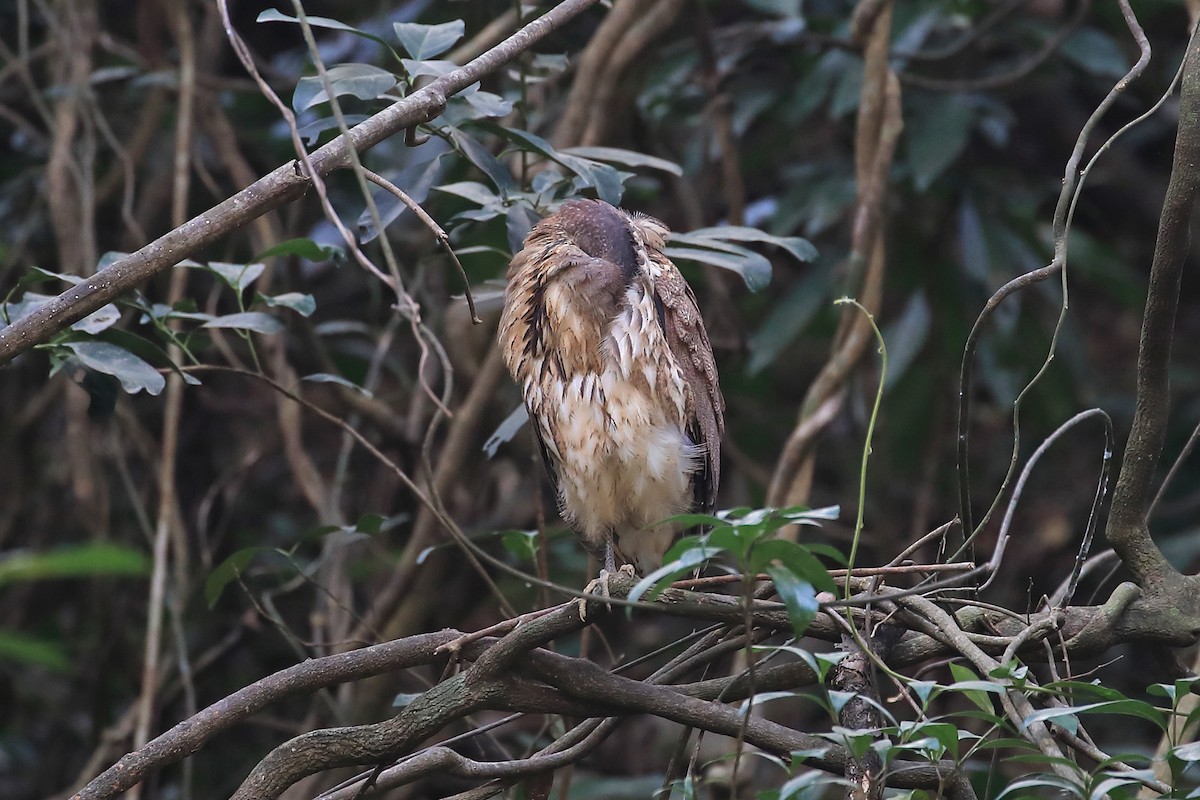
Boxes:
[498,199,724,575]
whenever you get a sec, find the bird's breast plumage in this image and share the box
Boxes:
[498,199,723,573]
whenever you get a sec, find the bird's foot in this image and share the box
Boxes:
[577,564,637,620]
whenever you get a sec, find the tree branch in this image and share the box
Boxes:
[0,0,602,365]
[71,631,459,800]
[1104,23,1200,590]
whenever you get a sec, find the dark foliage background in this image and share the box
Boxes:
[1,1,1198,798]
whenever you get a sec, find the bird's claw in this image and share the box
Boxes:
[577,564,636,620]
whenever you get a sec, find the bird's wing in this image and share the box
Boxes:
[652,260,725,513]
[530,420,562,499]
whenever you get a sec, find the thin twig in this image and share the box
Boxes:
[977,409,1112,594]
[360,167,480,323]
[901,0,1089,92]
[955,0,1154,555]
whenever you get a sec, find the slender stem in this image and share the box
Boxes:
[835,297,887,598]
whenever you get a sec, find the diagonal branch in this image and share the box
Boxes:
[70,631,459,800]
[0,0,602,365]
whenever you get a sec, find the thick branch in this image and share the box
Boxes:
[523,648,972,796]
[70,631,459,800]
[0,0,602,365]
[68,574,1200,800]
[1104,26,1200,589]
[231,594,602,800]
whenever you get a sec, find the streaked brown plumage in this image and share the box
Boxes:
[498,199,724,574]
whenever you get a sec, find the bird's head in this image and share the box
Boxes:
[538,199,671,278]
[551,199,639,281]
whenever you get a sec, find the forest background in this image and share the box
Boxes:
[4,1,1200,799]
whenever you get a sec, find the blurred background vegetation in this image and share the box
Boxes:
[1,1,1199,797]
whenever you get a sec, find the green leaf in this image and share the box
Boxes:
[25,266,84,285]
[752,540,836,594]
[804,542,848,566]
[97,328,201,386]
[63,341,166,396]
[296,113,370,146]
[0,628,70,671]
[826,725,880,759]
[0,542,149,587]
[747,266,831,374]
[257,9,391,49]
[2,292,53,326]
[255,237,345,262]
[663,245,772,292]
[782,505,841,521]
[881,292,931,389]
[1172,741,1200,762]
[628,543,718,603]
[302,373,372,397]
[501,530,539,563]
[993,774,1082,800]
[5,271,123,333]
[392,691,424,708]
[142,304,214,324]
[459,89,512,120]
[753,643,847,683]
[560,146,683,176]
[445,128,516,196]
[394,20,465,60]
[359,151,451,243]
[1061,27,1129,79]
[203,312,285,335]
[663,512,729,529]
[259,292,316,317]
[682,226,817,263]
[1023,700,1166,733]
[1089,775,1153,800]
[293,64,397,113]
[355,513,386,535]
[71,303,121,335]
[707,524,755,562]
[506,204,539,254]
[483,403,529,458]
[476,124,624,204]
[399,58,455,81]
[205,547,267,607]
[204,261,265,294]
[766,566,817,639]
[907,680,937,707]
[778,770,849,800]
[1043,679,1137,704]
[946,662,1002,714]
[434,181,504,207]
[973,736,1041,754]
[906,93,974,192]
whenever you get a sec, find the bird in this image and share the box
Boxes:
[497,198,724,577]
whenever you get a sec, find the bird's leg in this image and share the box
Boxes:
[579,532,622,620]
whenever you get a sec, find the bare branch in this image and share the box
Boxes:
[0,0,603,364]
[1105,22,1200,589]
[71,631,459,800]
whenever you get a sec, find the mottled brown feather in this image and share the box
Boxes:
[497,199,724,572]
[647,256,725,512]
